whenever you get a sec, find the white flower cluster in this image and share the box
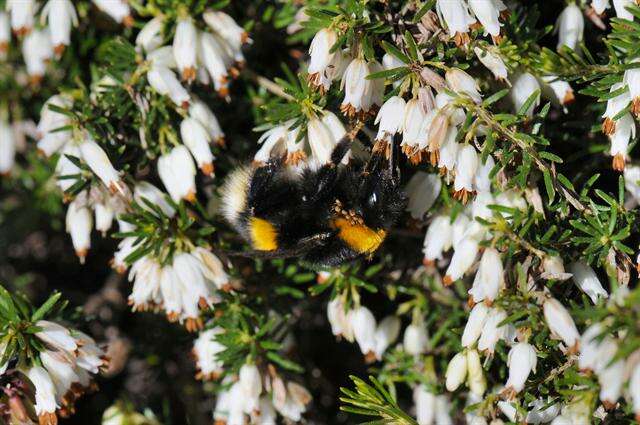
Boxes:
[422,189,527,285]
[114,190,229,331]
[326,299,401,362]
[255,110,350,166]
[192,335,314,425]
[139,10,250,100]
[2,1,133,83]
[436,0,507,45]
[577,288,640,417]
[1,320,107,425]
[138,11,250,201]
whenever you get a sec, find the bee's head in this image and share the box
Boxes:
[357,148,406,230]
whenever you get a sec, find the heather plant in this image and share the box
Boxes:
[2,1,640,424]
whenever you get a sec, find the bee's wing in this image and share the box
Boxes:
[223,231,334,259]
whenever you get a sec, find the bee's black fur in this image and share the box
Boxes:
[224,138,406,267]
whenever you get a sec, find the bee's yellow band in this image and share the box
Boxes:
[249,217,279,251]
[332,218,386,254]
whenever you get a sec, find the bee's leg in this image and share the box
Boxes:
[330,136,352,165]
[388,136,400,183]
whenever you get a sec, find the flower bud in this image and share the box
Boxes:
[504,342,537,397]
[434,395,453,425]
[613,0,635,20]
[403,323,429,356]
[0,12,9,55]
[437,128,459,172]
[66,196,92,262]
[541,255,569,280]
[598,354,624,408]
[543,297,580,352]
[469,248,503,304]
[466,349,486,396]
[592,0,610,15]
[181,117,215,175]
[568,261,608,303]
[556,4,584,50]
[307,115,341,164]
[157,145,197,203]
[462,303,490,348]
[445,351,468,391]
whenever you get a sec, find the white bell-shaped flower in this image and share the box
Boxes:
[403,323,429,356]
[474,47,508,82]
[350,305,377,360]
[66,196,92,262]
[504,342,537,397]
[468,0,507,37]
[6,0,35,36]
[445,351,468,391]
[462,303,490,348]
[157,145,197,203]
[543,297,580,352]
[510,73,541,116]
[405,172,441,220]
[446,68,482,104]
[568,261,608,303]
[469,248,503,304]
[422,215,453,264]
[181,117,215,175]
[466,349,486,396]
[556,4,584,50]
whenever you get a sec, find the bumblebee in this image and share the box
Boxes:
[220,138,406,266]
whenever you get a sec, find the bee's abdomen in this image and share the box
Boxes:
[247,217,279,251]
